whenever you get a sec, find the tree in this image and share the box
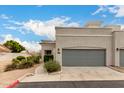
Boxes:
[3,40,25,53]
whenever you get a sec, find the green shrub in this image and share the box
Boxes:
[16,56,25,61]
[19,59,34,69]
[4,55,40,72]
[33,56,40,64]
[27,56,40,64]
[44,55,54,62]
[12,58,21,65]
[27,56,34,63]
[44,61,61,73]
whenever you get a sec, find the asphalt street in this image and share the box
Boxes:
[16,80,124,88]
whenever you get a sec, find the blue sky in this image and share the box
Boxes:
[0,5,124,52]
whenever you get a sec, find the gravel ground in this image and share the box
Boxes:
[0,52,41,88]
[0,64,41,88]
[0,53,30,72]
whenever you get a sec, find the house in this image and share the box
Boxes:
[40,21,124,67]
[0,44,11,53]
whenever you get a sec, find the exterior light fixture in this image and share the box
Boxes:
[116,48,119,51]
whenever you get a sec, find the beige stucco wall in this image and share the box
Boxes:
[112,31,124,66]
[56,27,113,66]
[56,28,112,35]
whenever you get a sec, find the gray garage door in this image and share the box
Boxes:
[120,49,124,66]
[62,49,106,66]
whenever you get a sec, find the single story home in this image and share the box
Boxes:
[40,21,124,67]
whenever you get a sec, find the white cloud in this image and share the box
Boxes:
[108,6,118,14]
[4,16,80,40]
[92,6,118,15]
[45,16,80,27]
[102,14,107,18]
[0,14,11,19]
[92,6,106,15]
[92,5,124,17]
[23,16,80,40]
[115,6,124,17]
[23,20,55,40]
[0,34,41,53]
[21,41,41,53]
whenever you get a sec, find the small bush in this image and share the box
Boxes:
[27,56,40,64]
[27,56,34,63]
[33,56,41,64]
[12,58,21,65]
[44,61,61,73]
[19,59,34,69]
[4,55,41,72]
[44,55,54,62]
[16,56,25,61]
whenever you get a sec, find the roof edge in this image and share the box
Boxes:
[55,26,112,30]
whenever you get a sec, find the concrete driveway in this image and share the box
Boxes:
[61,67,124,81]
[21,66,124,82]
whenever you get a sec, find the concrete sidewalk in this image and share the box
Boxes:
[20,66,124,82]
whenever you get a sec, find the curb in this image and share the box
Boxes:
[5,73,34,88]
[5,80,19,88]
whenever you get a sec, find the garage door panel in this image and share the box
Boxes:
[62,49,106,66]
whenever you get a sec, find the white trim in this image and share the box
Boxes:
[56,34,112,37]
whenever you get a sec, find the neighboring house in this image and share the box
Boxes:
[0,44,11,53]
[40,21,124,67]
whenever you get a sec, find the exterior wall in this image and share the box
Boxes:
[41,43,55,61]
[56,27,113,66]
[112,31,124,66]
[56,28,112,35]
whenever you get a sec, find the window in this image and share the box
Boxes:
[45,50,52,55]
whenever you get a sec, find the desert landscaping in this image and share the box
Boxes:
[0,53,30,72]
[0,52,41,87]
[0,40,42,88]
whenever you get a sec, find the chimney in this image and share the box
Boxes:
[84,21,102,28]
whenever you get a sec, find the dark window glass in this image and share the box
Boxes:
[45,50,52,55]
